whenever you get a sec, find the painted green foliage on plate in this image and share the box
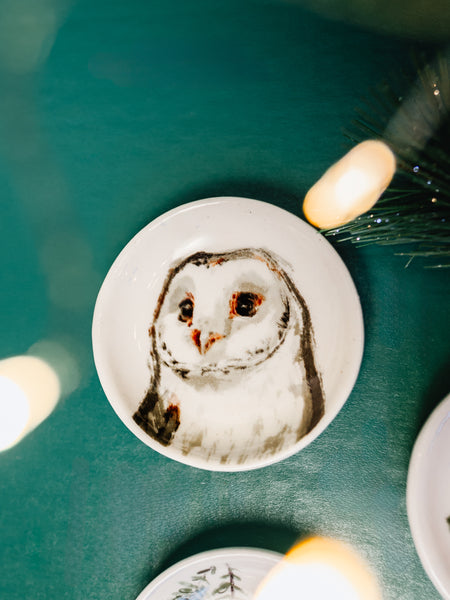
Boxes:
[171,565,246,599]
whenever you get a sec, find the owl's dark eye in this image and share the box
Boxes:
[230,292,264,318]
[178,297,194,324]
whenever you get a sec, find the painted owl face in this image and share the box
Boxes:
[153,251,292,378]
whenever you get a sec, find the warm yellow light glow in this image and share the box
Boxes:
[254,537,381,600]
[0,356,60,451]
[0,376,30,451]
[303,140,396,229]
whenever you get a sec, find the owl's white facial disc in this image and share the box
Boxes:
[154,255,293,378]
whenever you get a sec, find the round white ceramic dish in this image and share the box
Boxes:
[92,197,364,471]
[135,547,282,600]
[407,392,450,599]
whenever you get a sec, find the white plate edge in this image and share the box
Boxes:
[406,392,450,600]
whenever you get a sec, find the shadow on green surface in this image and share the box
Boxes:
[168,177,303,216]
[156,520,306,575]
[416,357,450,435]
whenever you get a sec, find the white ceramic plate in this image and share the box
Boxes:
[135,547,282,600]
[92,197,363,471]
[407,393,450,599]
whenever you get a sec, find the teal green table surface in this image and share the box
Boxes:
[1,1,449,598]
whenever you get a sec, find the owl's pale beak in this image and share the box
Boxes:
[191,329,223,354]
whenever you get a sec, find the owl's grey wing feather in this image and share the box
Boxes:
[133,388,180,446]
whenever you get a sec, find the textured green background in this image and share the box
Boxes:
[0,0,449,598]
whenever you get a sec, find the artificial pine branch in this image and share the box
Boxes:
[325,51,450,267]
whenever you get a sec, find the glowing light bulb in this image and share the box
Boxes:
[303,140,396,229]
[254,537,381,600]
[0,376,30,450]
[0,355,60,451]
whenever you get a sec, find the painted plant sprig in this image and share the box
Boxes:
[171,565,247,600]
[171,566,216,600]
[212,566,244,598]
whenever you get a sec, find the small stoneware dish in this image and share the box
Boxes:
[92,197,364,471]
[407,392,450,599]
[135,547,282,600]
